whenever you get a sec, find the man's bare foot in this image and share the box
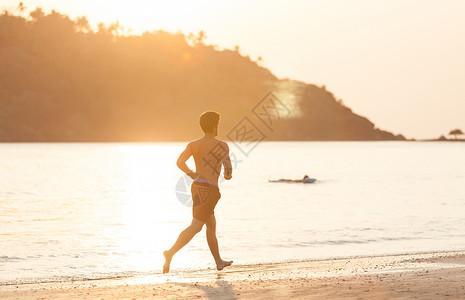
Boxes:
[216,260,233,271]
[163,251,172,274]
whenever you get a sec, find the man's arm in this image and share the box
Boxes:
[222,142,233,180]
[176,143,197,179]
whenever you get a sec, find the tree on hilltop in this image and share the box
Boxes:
[448,129,464,140]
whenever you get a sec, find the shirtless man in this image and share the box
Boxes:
[163,111,233,273]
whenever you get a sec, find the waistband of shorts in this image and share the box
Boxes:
[192,179,219,188]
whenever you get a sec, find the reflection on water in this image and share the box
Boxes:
[0,142,464,284]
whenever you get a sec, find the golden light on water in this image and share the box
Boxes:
[110,144,195,271]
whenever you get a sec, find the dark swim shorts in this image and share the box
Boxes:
[191,181,221,222]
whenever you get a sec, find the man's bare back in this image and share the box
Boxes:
[179,137,232,185]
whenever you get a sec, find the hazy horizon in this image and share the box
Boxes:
[3,0,464,139]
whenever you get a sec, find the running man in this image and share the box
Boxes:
[163,111,233,273]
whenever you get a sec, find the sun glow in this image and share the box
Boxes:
[112,144,188,270]
[45,0,225,35]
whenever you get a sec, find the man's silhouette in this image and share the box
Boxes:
[163,111,233,273]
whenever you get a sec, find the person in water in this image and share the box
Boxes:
[301,175,315,183]
[270,175,316,183]
[163,111,233,273]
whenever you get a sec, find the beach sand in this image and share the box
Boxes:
[2,251,465,299]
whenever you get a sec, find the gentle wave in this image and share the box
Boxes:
[273,236,424,248]
[0,271,142,286]
[0,256,24,262]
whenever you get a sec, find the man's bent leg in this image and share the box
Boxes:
[206,215,221,262]
[163,218,204,273]
[205,215,233,271]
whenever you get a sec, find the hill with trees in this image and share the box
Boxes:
[0,6,405,142]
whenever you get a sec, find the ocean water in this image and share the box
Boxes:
[1,142,464,285]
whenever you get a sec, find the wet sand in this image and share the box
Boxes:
[1,251,465,299]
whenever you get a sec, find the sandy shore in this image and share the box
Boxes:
[2,251,465,299]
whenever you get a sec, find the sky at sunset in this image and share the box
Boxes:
[3,0,465,139]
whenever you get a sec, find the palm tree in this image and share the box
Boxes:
[76,16,90,33]
[448,129,464,140]
[108,21,123,37]
[17,2,26,13]
[196,30,206,45]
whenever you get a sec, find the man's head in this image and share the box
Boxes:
[199,111,221,136]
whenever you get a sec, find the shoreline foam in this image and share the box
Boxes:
[2,249,465,286]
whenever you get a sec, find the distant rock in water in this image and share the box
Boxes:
[0,8,405,142]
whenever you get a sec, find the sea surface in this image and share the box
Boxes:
[1,142,464,285]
